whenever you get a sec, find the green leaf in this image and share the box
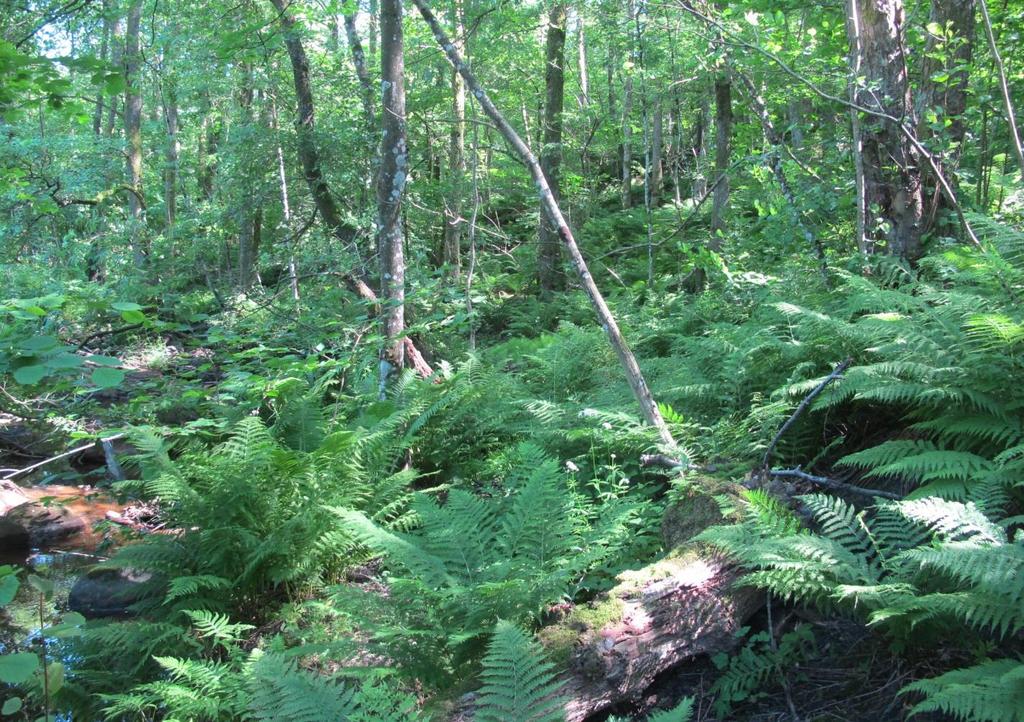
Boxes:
[120,309,146,324]
[12,365,46,385]
[0,574,18,606]
[86,354,121,367]
[0,654,38,684]
[44,661,64,694]
[91,367,125,388]
[1,697,22,715]
[44,353,83,370]
[111,301,143,311]
[18,336,58,352]
[27,574,53,599]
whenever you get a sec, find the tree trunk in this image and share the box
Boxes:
[538,3,567,298]
[414,0,677,450]
[124,0,145,267]
[442,0,466,282]
[378,0,407,386]
[851,0,924,261]
[93,0,110,136]
[198,91,219,200]
[710,75,731,247]
[691,99,709,200]
[162,73,179,229]
[268,0,359,251]
[343,11,376,130]
[267,0,434,384]
[847,0,869,260]
[105,13,123,138]
[649,98,663,207]
[576,7,589,109]
[237,67,258,291]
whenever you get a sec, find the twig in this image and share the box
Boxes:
[771,468,901,500]
[762,358,852,472]
[2,434,126,482]
[76,323,145,351]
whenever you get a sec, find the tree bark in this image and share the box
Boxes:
[413,0,677,449]
[162,70,179,230]
[710,75,731,247]
[105,12,123,138]
[378,0,407,384]
[691,99,709,200]
[851,0,924,261]
[847,0,869,260]
[538,3,567,298]
[449,553,760,721]
[198,91,219,201]
[649,98,664,206]
[575,7,589,109]
[93,0,110,136]
[343,11,376,131]
[124,0,145,267]
[237,66,258,291]
[268,0,358,250]
[442,0,466,281]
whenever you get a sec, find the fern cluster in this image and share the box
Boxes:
[700,491,1024,720]
[330,443,641,684]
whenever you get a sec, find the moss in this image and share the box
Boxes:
[539,596,625,666]
[661,475,743,548]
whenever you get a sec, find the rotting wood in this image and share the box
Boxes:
[448,552,760,721]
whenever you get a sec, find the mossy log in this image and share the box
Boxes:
[450,481,760,720]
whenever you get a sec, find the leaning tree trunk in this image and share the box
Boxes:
[343,9,378,210]
[978,0,1024,178]
[538,3,567,298]
[851,0,924,262]
[442,0,466,281]
[124,0,145,267]
[378,0,408,384]
[413,0,677,449]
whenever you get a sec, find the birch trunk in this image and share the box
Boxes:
[413,0,677,450]
[124,0,145,267]
[378,0,408,383]
[978,0,1024,177]
[442,0,466,281]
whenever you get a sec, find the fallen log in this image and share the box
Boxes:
[441,479,756,720]
[448,550,760,721]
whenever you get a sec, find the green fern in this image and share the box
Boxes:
[476,621,565,722]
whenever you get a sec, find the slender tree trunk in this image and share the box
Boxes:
[93,0,110,136]
[576,7,589,109]
[237,66,258,291]
[710,75,731,246]
[538,3,567,298]
[269,0,361,252]
[344,12,376,130]
[124,0,145,267]
[270,93,299,302]
[162,73,179,229]
[621,79,634,208]
[978,0,1024,177]
[368,0,379,60]
[851,0,924,261]
[691,99,709,200]
[442,0,466,281]
[649,98,664,206]
[105,13,123,138]
[198,91,219,200]
[378,0,408,386]
[414,0,677,450]
[847,0,869,260]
